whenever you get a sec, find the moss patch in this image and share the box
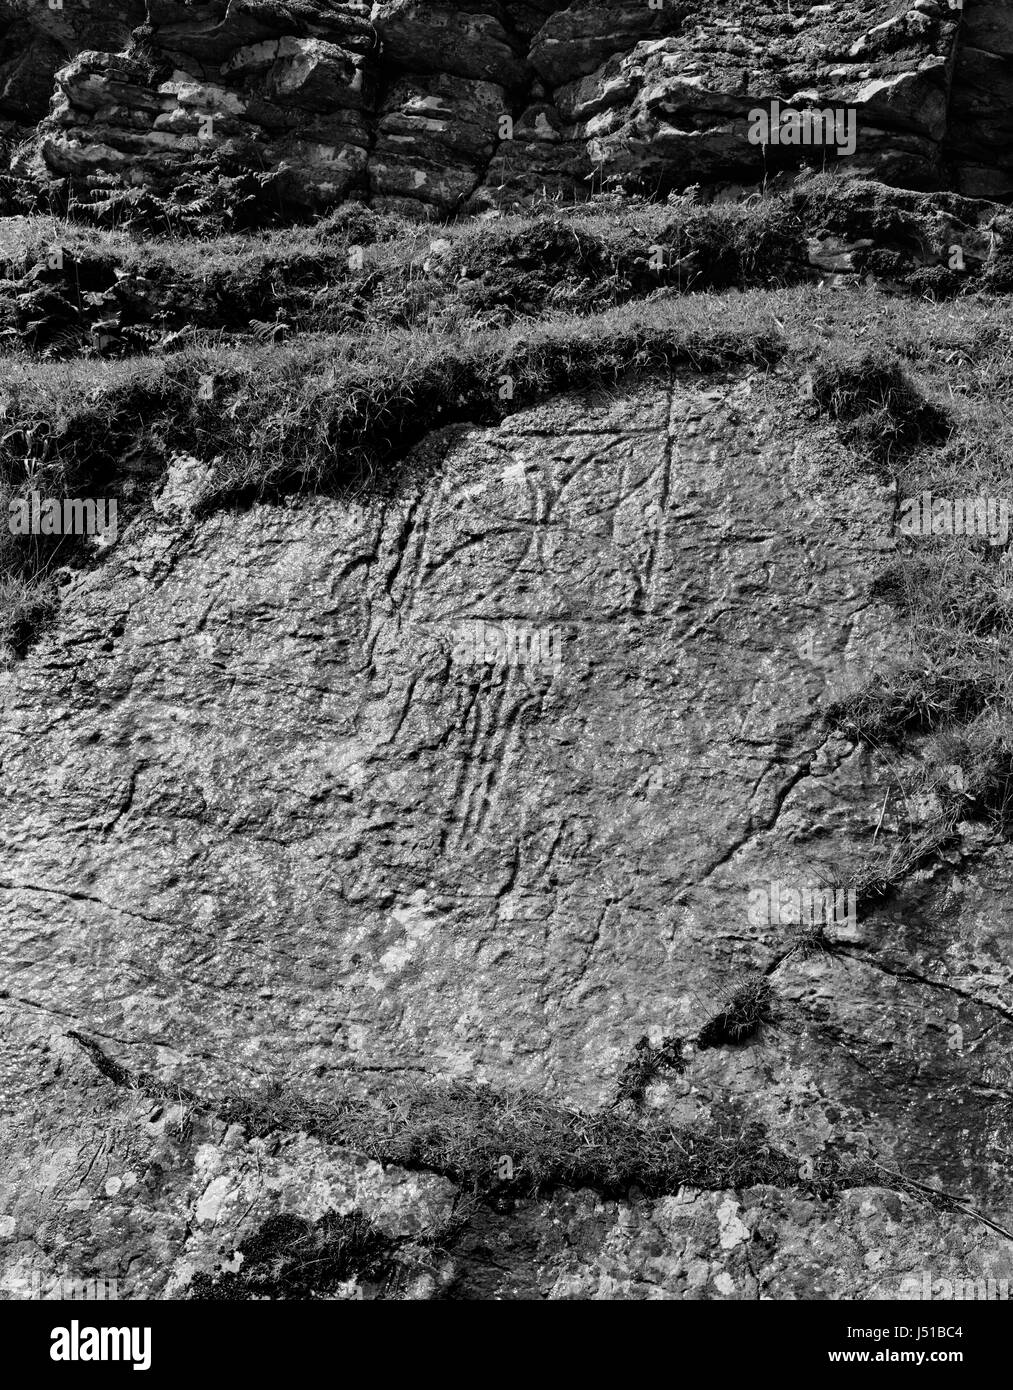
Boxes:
[216,1077,874,1204]
[187,1211,401,1300]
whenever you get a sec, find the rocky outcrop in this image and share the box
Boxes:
[2,1,1011,218]
[23,2,378,216]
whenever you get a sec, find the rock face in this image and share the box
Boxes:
[0,0,144,123]
[3,373,1013,1295]
[1,1,1011,216]
[948,1,1013,198]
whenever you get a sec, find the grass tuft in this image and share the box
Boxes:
[697,979,777,1050]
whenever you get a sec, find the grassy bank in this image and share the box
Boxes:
[2,174,1011,358]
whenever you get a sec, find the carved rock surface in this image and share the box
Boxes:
[2,377,1013,1294]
